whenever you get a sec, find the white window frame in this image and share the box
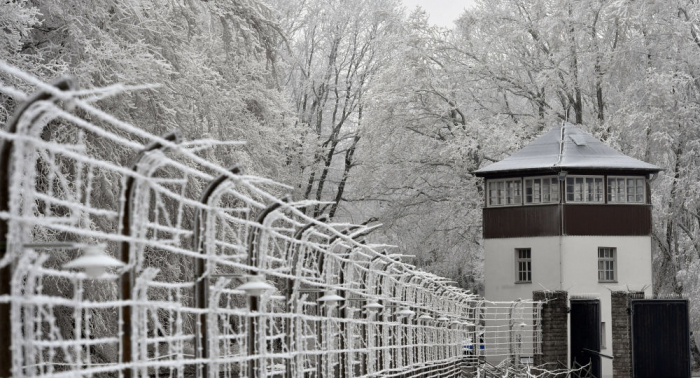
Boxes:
[607,176,646,204]
[515,248,532,283]
[487,178,522,207]
[524,176,560,205]
[598,247,617,283]
[565,175,605,204]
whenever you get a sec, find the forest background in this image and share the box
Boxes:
[3,0,700,355]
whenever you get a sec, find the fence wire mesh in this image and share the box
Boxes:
[0,63,542,378]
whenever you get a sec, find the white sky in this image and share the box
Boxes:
[401,0,476,28]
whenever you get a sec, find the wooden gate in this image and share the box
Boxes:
[570,299,601,378]
[631,299,690,378]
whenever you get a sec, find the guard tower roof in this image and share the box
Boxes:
[474,122,662,177]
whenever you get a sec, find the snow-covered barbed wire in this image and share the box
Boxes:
[0,63,545,377]
[475,359,594,378]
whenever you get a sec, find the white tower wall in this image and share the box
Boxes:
[484,237,562,301]
[484,235,653,378]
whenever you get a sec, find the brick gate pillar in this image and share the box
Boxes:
[611,291,643,378]
[533,291,568,367]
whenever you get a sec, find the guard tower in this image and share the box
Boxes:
[474,122,661,376]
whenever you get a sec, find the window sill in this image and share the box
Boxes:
[598,280,618,284]
[484,203,651,207]
[486,203,523,208]
[515,281,532,284]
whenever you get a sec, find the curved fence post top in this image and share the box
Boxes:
[0,75,78,378]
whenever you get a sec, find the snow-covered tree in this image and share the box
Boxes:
[274,0,403,219]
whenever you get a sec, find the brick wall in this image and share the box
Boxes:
[611,291,643,378]
[533,291,568,367]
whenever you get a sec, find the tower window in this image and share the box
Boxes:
[608,176,645,204]
[515,248,532,283]
[566,176,604,203]
[598,247,616,282]
[524,176,559,204]
[487,178,522,207]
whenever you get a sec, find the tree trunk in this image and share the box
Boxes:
[568,3,583,124]
[329,133,360,219]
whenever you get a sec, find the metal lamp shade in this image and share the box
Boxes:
[235,275,275,297]
[62,244,124,279]
[395,306,415,318]
[317,290,345,307]
[363,300,384,312]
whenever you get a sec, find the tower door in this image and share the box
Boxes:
[570,299,601,378]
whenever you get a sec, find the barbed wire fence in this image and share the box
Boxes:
[0,63,543,378]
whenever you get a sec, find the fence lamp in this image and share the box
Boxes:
[317,290,345,307]
[62,244,125,279]
[436,316,450,322]
[235,275,275,297]
[395,306,416,318]
[418,313,434,321]
[363,300,384,313]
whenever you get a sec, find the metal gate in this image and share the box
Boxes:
[631,299,690,378]
[570,299,601,378]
